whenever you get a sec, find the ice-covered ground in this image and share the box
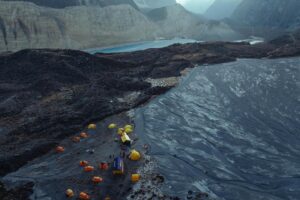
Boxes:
[134,58,300,200]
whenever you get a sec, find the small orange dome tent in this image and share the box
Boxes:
[84,166,94,172]
[79,192,90,200]
[80,132,88,138]
[72,136,81,143]
[92,176,103,183]
[79,160,89,167]
[99,162,109,170]
[56,146,65,153]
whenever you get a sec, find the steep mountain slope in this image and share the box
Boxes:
[204,0,242,20]
[147,4,241,41]
[134,0,176,10]
[0,2,240,52]
[0,2,157,52]
[0,0,139,9]
[230,0,300,37]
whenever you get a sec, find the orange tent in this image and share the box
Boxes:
[84,166,94,172]
[55,146,65,153]
[92,176,103,183]
[79,160,89,167]
[79,192,90,200]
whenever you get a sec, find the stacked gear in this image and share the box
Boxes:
[60,121,143,198]
[121,132,131,147]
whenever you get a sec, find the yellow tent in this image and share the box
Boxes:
[131,174,141,182]
[88,123,96,130]
[108,123,117,129]
[124,124,133,130]
[124,127,133,134]
[129,149,141,161]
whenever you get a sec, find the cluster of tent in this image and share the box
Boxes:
[109,123,142,177]
[55,124,96,153]
[54,122,142,199]
[55,123,104,199]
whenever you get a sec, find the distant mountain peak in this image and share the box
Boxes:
[134,0,176,10]
[204,0,242,20]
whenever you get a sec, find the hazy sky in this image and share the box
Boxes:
[176,0,215,13]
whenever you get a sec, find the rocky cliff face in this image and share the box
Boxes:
[0,0,139,9]
[204,0,242,20]
[134,0,176,10]
[147,4,242,41]
[230,0,300,37]
[0,1,240,52]
[0,2,157,52]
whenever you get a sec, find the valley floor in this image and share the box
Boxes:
[0,31,300,199]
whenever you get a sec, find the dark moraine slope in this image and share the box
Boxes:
[0,31,300,198]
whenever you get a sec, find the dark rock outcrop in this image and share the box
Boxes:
[230,0,300,38]
[0,182,33,200]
